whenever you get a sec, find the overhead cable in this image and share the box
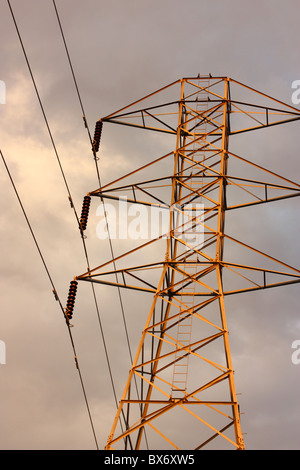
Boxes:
[0,147,99,450]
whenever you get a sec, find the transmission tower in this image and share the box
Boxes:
[70,76,300,450]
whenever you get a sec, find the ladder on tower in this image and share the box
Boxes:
[171,77,210,398]
[171,277,195,398]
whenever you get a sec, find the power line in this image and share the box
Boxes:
[51,0,136,377]
[51,0,128,432]
[52,0,144,447]
[6,0,78,223]
[7,0,141,449]
[7,0,128,448]
[52,0,101,185]
[5,0,101,449]
[0,147,99,450]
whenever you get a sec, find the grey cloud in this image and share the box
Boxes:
[0,0,300,451]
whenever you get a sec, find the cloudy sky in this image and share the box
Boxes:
[0,0,300,451]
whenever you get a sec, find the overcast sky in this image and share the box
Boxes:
[0,0,300,451]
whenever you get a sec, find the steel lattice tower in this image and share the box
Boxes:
[72,76,300,450]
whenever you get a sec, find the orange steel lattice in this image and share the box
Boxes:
[75,76,300,450]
